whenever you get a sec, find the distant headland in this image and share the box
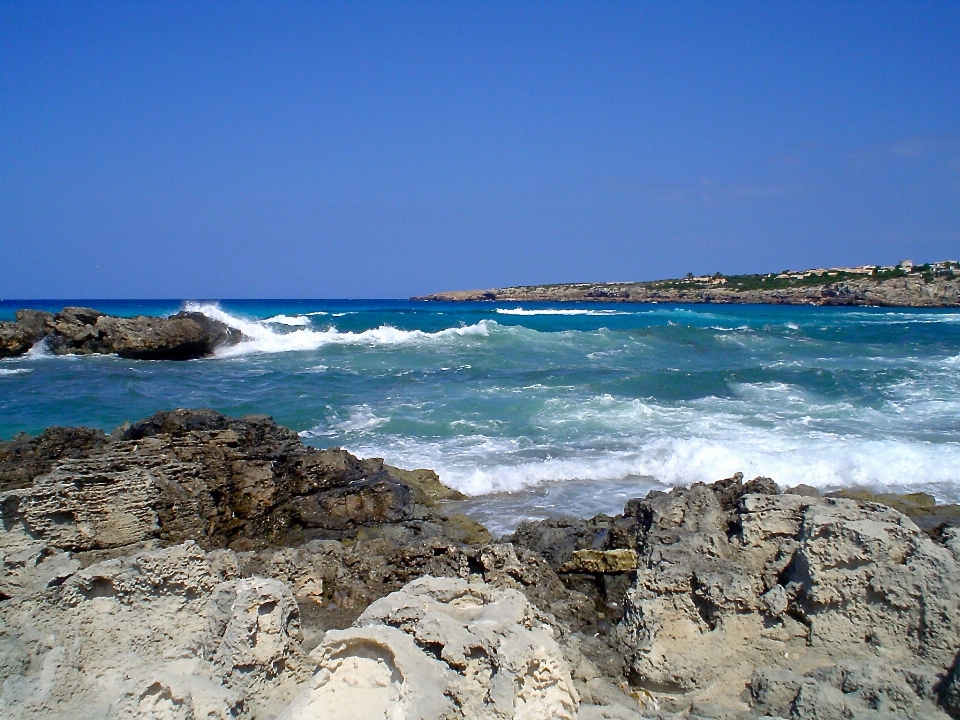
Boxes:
[415,260,960,307]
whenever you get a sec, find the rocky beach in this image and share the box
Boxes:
[3,407,960,719]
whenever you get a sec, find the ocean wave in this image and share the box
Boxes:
[495,307,623,316]
[262,314,311,326]
[0,368,31,376]
[342,428,960,499]
[184,302,495,356]
[328,385,960,499]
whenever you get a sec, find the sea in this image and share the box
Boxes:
[2,299,959,535]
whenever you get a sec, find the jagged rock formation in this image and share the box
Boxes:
[5,410,960,719]
[0,322,35,358]
[282,576,580,720]
[0,307,242,359]
[513,475,960,719]
[0,408,489,553]
[415,274,960,307]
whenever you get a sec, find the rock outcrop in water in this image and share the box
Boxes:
[0,307,241,359]
[3,411,960,719]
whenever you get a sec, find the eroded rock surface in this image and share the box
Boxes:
[281,576,580,720]
[616,479,960,719]
[0,306,242,359]
[0,542,311,720]
[0,408,488,553]
[5,410,960,719]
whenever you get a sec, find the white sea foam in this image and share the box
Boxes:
[263,314,311,326]
[495,307,623,316]
[342,427,960,499]
[324,386,960,499]
[184,302,494,356]
[0,368,31,376]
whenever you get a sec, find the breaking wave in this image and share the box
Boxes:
[184,302,494,356]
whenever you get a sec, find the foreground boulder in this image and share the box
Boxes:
[0,307,241,359]
[0,542,311,720]
[6,410,960,719]
[0,409,489,556]
[281,576,580,720]
[0,540,642,719]
[515,476,960,718]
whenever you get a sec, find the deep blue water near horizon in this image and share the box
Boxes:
[2,299,959,534]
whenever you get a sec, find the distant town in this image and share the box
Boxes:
[676,259,959,289]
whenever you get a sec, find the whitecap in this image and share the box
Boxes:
[495,307,623,316]
[262,314,311,326]
[0,368,31,376]
[183,302,494,356]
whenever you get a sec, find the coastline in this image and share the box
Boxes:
[414,270,960,307]
[3,409,960,719]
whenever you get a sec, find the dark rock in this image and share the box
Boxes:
[13,309,52,339]
[0,409,489,552]
[941,651,960,718]
[0,426,110,492]
[786,483,821,497]
[9,306,242,360]
[0,322,34,358]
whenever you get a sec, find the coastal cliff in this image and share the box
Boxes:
[2,410,960,719]
[415,264,960,307]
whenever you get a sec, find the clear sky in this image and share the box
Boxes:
[2,1,959,299]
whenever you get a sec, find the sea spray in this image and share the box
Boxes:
[2,298,959,533]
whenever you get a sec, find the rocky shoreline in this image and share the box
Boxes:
[0,307,242,360]
[2,410,960,719]
[415,274,960,307]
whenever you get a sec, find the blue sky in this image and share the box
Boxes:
[2,1,959,298]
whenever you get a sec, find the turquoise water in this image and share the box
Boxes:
[2,299,959,533]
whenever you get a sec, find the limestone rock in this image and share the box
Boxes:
[280,576,580,720]
[615,477,960,718]
[0,542,310,720]
[0,409,483,551]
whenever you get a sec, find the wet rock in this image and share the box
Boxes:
[4,306,243,360]
[0,322,34,358]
